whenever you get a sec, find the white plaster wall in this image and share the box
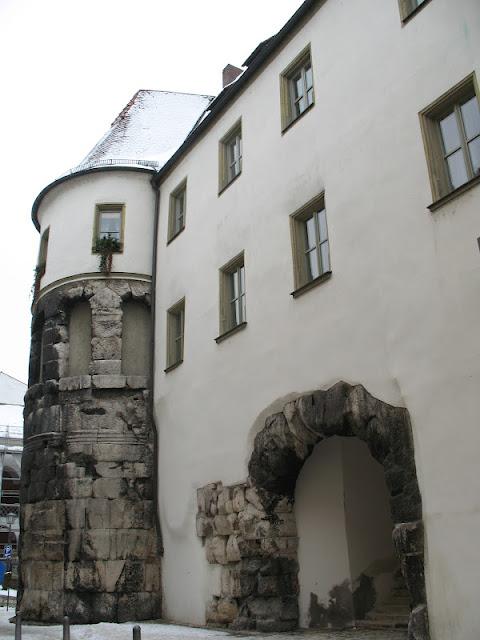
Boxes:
[36,170,155,289]
[342,439,396,605]
[295,438,350,628]
[153,0,480,636]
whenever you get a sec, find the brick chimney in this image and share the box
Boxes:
[222,64,243,88]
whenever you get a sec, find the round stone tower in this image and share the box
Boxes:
[20,165,160,624]
[19,89,213,623]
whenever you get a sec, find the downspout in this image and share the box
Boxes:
[149,174,164,555]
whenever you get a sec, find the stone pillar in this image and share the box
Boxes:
[19,279,161,623]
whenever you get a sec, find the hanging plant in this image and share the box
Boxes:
[31,265,43,300]
[94,235,121,274]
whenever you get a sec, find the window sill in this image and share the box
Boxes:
[282,102,315,135]
[215,321,247,344]
[92,248,124,254]
[428,174,480,212]
[167,226,185,245]
[164,360,183,374]
[291,271,332,298]
[218,171,242,196]
[401,0,433,26]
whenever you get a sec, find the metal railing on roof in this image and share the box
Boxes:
[68,158,159,174]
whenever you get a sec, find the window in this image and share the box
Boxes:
[68,301,92,377]
[420,74,480,207]
[37,228,49,277]
[34,227,49,298]
[399,0,430,22]
[290,194,331,296]
[219,120,242,192]
[93,204,124,250]
[122,301,151,376]
[166,298,185,371]
[280,46,314,131]
[168,180,187,242]
[217,253,246,341]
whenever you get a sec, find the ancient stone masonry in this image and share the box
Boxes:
[20,279,161,623]
[197,382,429,640]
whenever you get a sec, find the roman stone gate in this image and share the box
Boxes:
[196,382,429,639]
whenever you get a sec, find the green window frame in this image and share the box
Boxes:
[166,298,185,371]
[290,194,332,296]
[219,120,242,193]
[168,179,187,243]
[420,73,480,208]
[217,252,247,340]
[93,203,125,252]
[280,45,314,131]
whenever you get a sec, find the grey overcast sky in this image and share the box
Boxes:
[0,0,304,384]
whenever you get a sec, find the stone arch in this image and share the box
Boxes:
[197,381,428,639]
[247,381,428,638]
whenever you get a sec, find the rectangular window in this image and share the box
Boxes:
[217,253,246,340]
[219,120,242,192]
[291,194,331,296]
[37,227,49,277]
[93,203,124,251]
[168,179,187,242]
[280,46,314,131]
[166,298,185,370]
[420,74,480,207]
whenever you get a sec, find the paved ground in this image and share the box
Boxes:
[0,606,407,640]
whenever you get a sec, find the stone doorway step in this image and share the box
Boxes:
[356,572,410,630]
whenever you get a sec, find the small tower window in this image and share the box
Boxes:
[68,301,92,376]
[93,204,125,251]
[122,301,151,376]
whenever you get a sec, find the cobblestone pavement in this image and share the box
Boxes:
[0,606,407,640]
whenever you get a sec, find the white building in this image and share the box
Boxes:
[0,372,25,550]
[22,1,480,639]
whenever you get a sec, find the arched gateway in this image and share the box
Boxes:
[196,382,429,639]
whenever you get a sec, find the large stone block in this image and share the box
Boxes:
[92,478,126,499]
[90,359,122,375]
[91,374,126,389]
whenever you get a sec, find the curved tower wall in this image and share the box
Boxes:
[20,169,161,623]
[36,170,155,290]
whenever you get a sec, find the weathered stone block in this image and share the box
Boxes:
[226,534,242,562]
[207,536,228,565]
[275,512,297,537]
[65,478,93,499]
[216,597,239,623]
[92,374,126,389]
[214,515,234,536]
[82,530,112,560]
[90,360,122,375]
[144,563,161,592]
[92,477,125,499]
[126,376,148,389]
[245,487,264,511]
[196,514,213,538]
[59,376,92,392]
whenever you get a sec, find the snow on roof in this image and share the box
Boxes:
[76,90,214,173]
[0,373,26,407]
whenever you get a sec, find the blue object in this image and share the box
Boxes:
[3,546,12,558]
[0,561,6,586]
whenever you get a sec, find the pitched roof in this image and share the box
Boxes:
[77,90,214,172]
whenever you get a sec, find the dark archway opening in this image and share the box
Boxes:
[247,382,429,639]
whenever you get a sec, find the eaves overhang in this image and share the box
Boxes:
[31,165,155,232]
[152,0,321,187]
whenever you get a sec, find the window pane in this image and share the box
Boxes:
[293,73,302,100]
[317,209,328,243]
[99,211,121,235]
[240,293,246,323]
[305,65,313,90]
[440,111,461,154]
[468,136,480,176]
[320,241,330,273]
[239,265,245,295]
[305,216,316,249]
[307,248,320,280]
[446,149,469,189]
[461,97,480,140]
[306,88,314,106]
[295,97,306,116]
[231,299,240,327]
[230,271,239,300]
